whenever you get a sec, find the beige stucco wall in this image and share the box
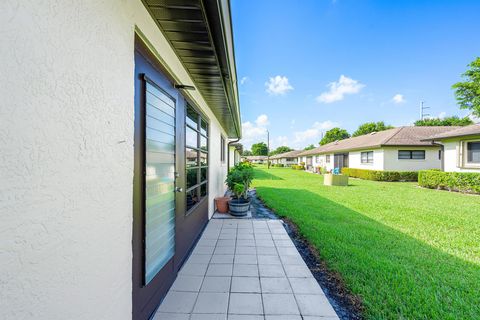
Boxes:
[0,1,228,319]
[443,140,480,172]
[383,146,441,171]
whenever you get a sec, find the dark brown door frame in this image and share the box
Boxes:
[132,36,209,320]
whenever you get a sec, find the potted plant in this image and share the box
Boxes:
[214,196,230,213]
[225,162,254,216]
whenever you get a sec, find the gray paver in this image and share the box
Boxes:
[228,293,263,315]
[155,218,338,320]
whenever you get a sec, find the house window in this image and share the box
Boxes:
[316,156,321,163]
[220,135,226,163]
[361,151,374,164]
[326,155,330,163]
[186,104,208,212]
[398,150,425,160]
[467,141,480,164]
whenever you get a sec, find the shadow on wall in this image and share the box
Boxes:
[255,186,480,319]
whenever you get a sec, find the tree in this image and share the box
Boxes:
[320,127,350,145]
[414,116,473,127]
[452,57,480,117]
[303,144,315,150]
[352,121,394,137]
[251,142,268,156]
[270,146,293,156]
[242,150,252,156]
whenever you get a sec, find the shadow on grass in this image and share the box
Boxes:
[253,168,284,180]
[256,186,480,319]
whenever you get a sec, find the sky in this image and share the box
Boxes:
[231,0,480,150]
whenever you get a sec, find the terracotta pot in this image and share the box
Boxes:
[215,196,230,213]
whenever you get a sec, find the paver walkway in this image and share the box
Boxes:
[154,218,339,320]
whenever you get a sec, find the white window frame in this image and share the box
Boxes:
[460,139,480,169]
[361,151,374,164]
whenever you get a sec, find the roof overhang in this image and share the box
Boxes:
[142,0,241,138]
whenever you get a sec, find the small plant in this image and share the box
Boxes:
[226,162,254,199]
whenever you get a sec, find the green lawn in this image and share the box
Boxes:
[252,166,480,319]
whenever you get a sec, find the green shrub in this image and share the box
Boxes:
[418,170,480,194]
[291,165,305,170]
[273,163,285,167]
[341,168,418,182]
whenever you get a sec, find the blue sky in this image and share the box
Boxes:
[231,0,480,150]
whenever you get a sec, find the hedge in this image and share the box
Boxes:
[291,165,305,170]
[341,168,418,182]
[418,170,480,194]
[273,163,285,167]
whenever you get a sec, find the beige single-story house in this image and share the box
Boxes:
[297,126,459,172]
[270,150,303,166]
[1,1,241,319]
[242,155,268,164]
[423,123,480,172]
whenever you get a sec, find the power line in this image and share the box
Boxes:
[420,101,430,120]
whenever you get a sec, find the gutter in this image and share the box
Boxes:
[227,138,240,171]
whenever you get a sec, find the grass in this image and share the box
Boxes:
[252,166,480,319]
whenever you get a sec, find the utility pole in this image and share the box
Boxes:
[267,130,270,169]
[420,101,430,120]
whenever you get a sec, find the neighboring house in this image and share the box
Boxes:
[270,150,303,166]
[242,155,268,164]
[228,143,243,168]
[1,2,240,320]
[297,127,459,172]
[423,124,480,172]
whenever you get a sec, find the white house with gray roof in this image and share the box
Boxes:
[297,126,460,172]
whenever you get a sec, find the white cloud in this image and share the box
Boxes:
[468,113,480,123]
[240,76,249,85]
[392,94,405,104]
[438,112,447,119]
[272,136,289,149]
[265,75,293,95]
[240,114,269,149]
[316,75,365,103]
[255,114,270,126]
[292,120,338,148]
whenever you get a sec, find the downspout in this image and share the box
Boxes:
[227,138,240,171]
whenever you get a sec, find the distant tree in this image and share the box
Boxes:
[352,121,394,137]
[414,116,473,126]
[303,144,315,150]
[452,57,480,117]
[251,142,268,156]
[270,146,293,156]
[242,150,252,156]
[320,128,350,145]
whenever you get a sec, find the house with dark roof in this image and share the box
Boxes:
[270,150,303,166]
[242,155,268,164]
[423,123,480,172]
[297,127,459,172]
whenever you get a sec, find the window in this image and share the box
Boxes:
[220,135,226,163]
[316,156,321,163]
[398,150,425,160]
[467,141,480,164]
[361,151,374,164]
[186,104,208,212]
[326,155,330,163]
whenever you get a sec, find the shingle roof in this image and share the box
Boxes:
[422,123,480,140]
[298,126,458,156]
[269,150,303,160]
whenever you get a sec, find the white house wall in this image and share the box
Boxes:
[383,147,441,171]
[349,149,385,170]
[443,141,480,172]
[0,1,228,319]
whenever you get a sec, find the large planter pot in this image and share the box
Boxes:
[324,173,349,186]
[228,198,251,216]
[215,196,230,213]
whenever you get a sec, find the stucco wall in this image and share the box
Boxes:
[383,146,441,171]
[0,1,228,319]
[349,149,385,170]
[443,140,480,172]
